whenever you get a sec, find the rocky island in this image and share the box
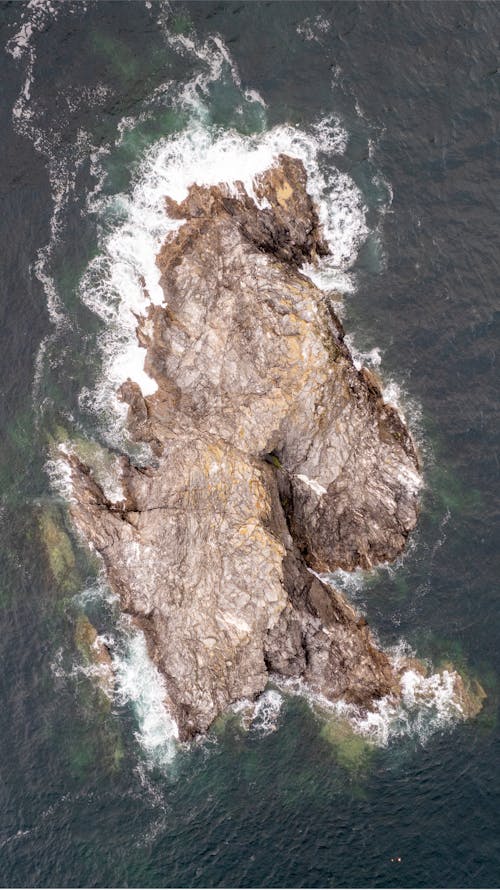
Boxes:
[65,155,427,740]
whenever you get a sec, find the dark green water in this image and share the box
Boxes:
[0,2,499,887]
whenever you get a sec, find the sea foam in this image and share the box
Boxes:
[112,627,179,768]
[79,114,367,447]
[276,637,467,749]
[232,689,284,737]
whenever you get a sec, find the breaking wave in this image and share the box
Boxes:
[276,641,468,749]
[112,627,179,768]
[232,689,284,737]
[78,113,367,447]
[353,665,467,747]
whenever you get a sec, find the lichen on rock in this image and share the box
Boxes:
[63,154,430,740]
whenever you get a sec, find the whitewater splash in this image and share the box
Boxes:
[276,642,469,749]
[78,114,367,447]
[343,331,426,463]
[112,628,179,768]
[361,664,468,746]
[6,1,270,410]
[50,610,179,769]
[232,690,284,737]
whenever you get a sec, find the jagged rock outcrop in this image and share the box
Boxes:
[66,155,422,740]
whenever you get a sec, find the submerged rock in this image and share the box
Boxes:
[439,663,487,720]
[65,155,423,740]
[320,716,376,774]
[39,507,78,593]
[74,614,114,699]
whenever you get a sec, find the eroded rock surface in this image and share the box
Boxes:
[66,155,422,739]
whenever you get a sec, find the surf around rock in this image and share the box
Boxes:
[65,155,430,739]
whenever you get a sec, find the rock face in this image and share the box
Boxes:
[67,155,421,740]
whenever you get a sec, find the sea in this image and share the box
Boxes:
[0,2,499,887]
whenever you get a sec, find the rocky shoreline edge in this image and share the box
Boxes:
[58,154,484,739]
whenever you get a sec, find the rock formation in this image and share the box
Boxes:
[66,155,423,740]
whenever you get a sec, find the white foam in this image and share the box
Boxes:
[233,689,284,736]
[75,578,118,609]
[342,332,425,463]
[156,27,267,114]
[344,335,417,431]
[46,441,127,508]
[382,378,426,462]
[45,445,76,503]
[382,379,404,409]
[321,566,370,601]
[345,334,382,371]
[275,641,467,749]
[80,114,368,437]
[312,114,348,154]
[297,14,332,43]
[372,171,394,215]
[112,628,179,767]
[50,635,114,699]
[351,666,466,747]
[6,0,59,61]
[8,0,71,331]
[397,462,423,497]
[250,689,284,735]
[7,2,112,414]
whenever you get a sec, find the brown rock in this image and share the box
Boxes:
[65,155,422,739]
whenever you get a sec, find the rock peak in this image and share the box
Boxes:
[163,154,330,268]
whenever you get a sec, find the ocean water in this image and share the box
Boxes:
[1,2,499,887]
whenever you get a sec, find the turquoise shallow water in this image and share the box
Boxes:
[0,2,499,887]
